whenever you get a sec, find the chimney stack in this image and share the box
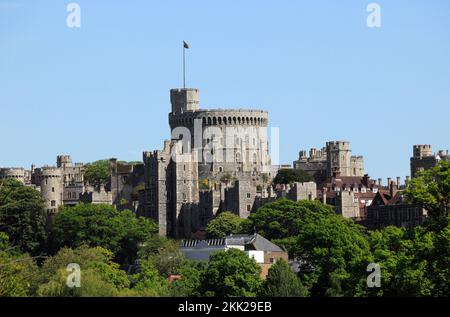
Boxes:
[397,177,401,187]
[387,177,391,188]
[378,178,382,186]
[322,188,327,205]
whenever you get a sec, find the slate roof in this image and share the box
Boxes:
[181,234,284,252]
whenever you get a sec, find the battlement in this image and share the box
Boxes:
[327,141,350,150]
[40,167,62,178]
[0,168,25,179]
[170,88,200,114]
[57,155,73,168]
[413,145,433,158]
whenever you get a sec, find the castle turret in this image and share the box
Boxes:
[0,168,26,183]
[170,88,200,114]
[326,141,351,178]
[57,155,73,168]
[39,167,63,214]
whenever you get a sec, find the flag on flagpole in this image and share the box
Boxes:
[183,41,190,49]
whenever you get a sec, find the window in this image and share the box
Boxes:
[52,187,55,192]
[51,200,56,207]
[270,258,275,264]
[246,193,251,198]
[218,167,223,172]
[247,204,251,211]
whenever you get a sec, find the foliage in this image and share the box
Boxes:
[169,261,207,297]
[84,160,111,187]
[199,179,210,190]
[405,161,450,229]
[51,204,158,265]
[37,268,119,297]
[220,173,234,183]
[0,232,40,297]
[249,199,334,242]
[137,235,185,278]
[262,259,308,297]
[130,258,169,296]
[202,248,262,297]
[36,246,130,297]
[0,179,47,255]
[360,223,450,297]
[291,213,371,297]
[250,199,371,297]
[273,169,313,185]
[38,246,130,291]
[206,212,251,238]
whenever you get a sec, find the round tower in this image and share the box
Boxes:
[0,168,26,183]
[39,167,63,214]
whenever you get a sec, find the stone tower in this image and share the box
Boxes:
[411,145,435,178]
[57,155,73,168]
[170,88,200,114]
[39,167,63,215]
[326,141,351,178]
[0,168,26,183]
[413,145,433,159]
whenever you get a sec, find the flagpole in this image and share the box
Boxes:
[183,43,186,89]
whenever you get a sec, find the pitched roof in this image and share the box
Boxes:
[181,234,284,252]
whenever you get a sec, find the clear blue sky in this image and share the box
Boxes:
[1,0,449,181]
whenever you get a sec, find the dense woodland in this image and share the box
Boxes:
[0,161,449,297]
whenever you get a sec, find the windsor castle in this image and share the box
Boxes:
[1,88,448,237]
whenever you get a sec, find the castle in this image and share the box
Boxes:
[140,88,273,238]
[1,87,448,236]
[410,144,449,178]
[293,141,364,184]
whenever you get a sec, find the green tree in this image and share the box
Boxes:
[84,160,111,187]
[250,199,371,297]
[291,214,371,297]
[0,179,47,255]
[362,224,450,297]
[170,261,206,297]
[137,235,185,278]
[206,212,251,238]
[405,161,450,229]
[0,232,40,297]
[262,259,308,297]
[273,169,313,185]
[130,258,169,296]
[38,245,130,293]
[249,199,334,242]
[51,204,158,265]
[202,248,262,297]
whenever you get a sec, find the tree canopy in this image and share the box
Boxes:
[202,248,262,297]
[273,168,313,185]
[51,204,158,265]
[206,212,252,238]
[405,160,450,229]
[0,179,47,255]
[84,160,111,187]
[263,259,308,297]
